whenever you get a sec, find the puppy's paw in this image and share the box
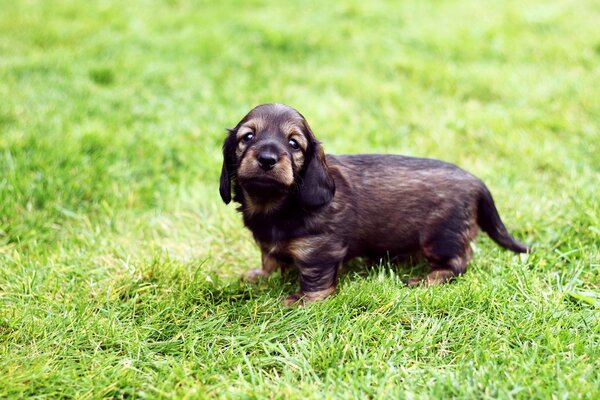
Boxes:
[403,270,456,287]
[242,268,268,283]
[282,287,336,307]
[282,292,305,307]
[404,277,425,287]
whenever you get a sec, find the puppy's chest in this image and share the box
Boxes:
[244,214,309,243]
[252,225,303,261]
[245,217,311,262]
[260,240,295,264]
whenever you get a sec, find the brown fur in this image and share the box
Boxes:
[220,104,529,306]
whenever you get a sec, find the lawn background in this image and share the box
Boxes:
[0,0,598,398]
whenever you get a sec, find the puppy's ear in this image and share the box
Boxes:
[298,141,335,209]
[219,129,237,204]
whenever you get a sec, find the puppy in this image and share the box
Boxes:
[219,104,529,305]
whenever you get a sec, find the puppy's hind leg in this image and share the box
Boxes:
[424,250,471,285]
[413,229,473,286]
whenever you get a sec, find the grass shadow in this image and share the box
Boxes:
[340,256,432,283]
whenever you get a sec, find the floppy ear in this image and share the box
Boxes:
[219,130,237,204]
[298,142,335,209]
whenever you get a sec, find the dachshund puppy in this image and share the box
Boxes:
[220,104,529,306]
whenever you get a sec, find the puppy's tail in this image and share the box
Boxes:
[477,186,529,253]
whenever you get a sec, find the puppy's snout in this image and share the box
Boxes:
[257,151,278,171]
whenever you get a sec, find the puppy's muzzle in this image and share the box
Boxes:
[255,142,286,171]
[257,151,278,171]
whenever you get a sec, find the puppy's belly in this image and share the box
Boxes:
[347,231,422,260]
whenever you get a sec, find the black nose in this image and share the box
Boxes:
[257,152,278,171]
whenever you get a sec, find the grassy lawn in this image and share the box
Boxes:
[1,0,599,398]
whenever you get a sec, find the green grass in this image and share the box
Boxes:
[1,0,599,398]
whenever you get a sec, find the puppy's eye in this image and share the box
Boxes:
[241,133,254,143]
[288,138,300,150]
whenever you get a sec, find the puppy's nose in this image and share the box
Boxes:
[257,152,278,171]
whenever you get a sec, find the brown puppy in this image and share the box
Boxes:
[220,104,529,305]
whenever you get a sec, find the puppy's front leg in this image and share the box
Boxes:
[243,250,280,282]
[284,237,345,306]
[282,263,339,306]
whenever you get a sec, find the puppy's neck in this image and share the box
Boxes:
[240,188,287,217]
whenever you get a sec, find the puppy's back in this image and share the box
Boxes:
[326,154,483,256]
[327,154,482,199]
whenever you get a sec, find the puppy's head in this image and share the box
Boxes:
[220,104,335,212]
